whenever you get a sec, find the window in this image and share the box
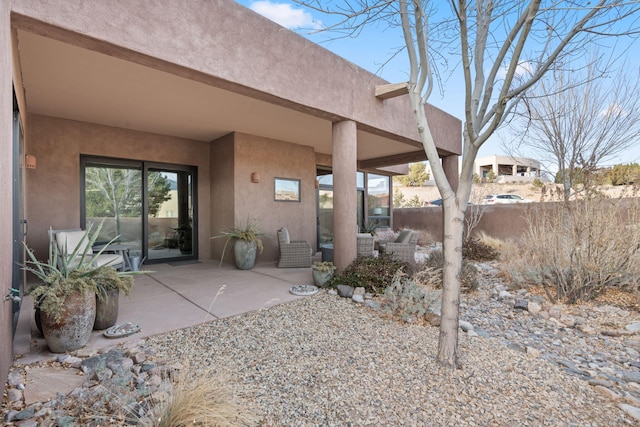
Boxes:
[81,156,197,264]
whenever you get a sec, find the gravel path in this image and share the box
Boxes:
[146,292,628,426]
[5,261,639,425]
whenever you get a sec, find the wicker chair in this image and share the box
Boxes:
[277,227,312,268]
[378,229,418,263]
[357,233,375,257]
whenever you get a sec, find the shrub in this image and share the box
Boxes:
[501,197,640,303]
[381,271,441,323]
[329,254,407,295]
[462,237,500,261]
[148,369,256,427]
[532,178,545,188]
[413,250,479,292]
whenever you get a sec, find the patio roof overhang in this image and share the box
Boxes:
[11,2,460,172]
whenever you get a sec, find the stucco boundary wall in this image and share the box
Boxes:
[393,198,640,244]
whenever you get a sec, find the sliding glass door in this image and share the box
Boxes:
[146,166,194,261]
[82,157,197,264]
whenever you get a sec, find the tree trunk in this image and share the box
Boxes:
[437,197,465,368]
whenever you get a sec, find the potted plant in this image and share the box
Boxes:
[25,223,141,352]
[211,217,267,270]
[93,265,134,330]
[312,261,336,287]
[24,225,106,353]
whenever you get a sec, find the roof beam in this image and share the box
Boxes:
[359,150,428,169]
[374,82,409,100]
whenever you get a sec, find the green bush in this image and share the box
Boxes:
[329,254,407,295]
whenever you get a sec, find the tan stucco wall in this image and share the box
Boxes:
[25,114,212,260]
[211,132,317,264]
[0,0,14,389]
[393,204,537,242]
[10,0,460,155]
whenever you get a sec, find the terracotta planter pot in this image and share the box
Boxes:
[94,288,120,330]
[234,240,257,270]
[40,289,96,353]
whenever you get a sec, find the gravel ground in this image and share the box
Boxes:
[146,292,629,426]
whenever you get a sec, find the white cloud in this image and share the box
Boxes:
[249,0,322,29]
[600,102,628,118]
[498,61,534,79]
[250,1,322,30]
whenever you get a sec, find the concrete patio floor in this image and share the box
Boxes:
[13,258,321,365]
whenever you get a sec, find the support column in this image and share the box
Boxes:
[442,154,459,192]
[332,120,357,270]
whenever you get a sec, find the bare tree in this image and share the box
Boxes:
[513,58,640,201]
[297,0,640,368]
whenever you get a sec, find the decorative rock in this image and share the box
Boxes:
[15,419,38,427]
[514,299,528,310]
[576,324,598,335]
[526,346,540,358]
[618,404,640,422]
[132,351,147,364]
[7,370,23,387]
[336,285,354,298]
[498,290,513,300]
[7,388,22,402]
[622,371,640,384]
[527,301,541,315]
[594,385,620,400]
[625,323,640,333]
[459,320,474,333]
[559,315,576,328]
[548,307,561,318]
[364,300,381,310]
[352,287,365,303]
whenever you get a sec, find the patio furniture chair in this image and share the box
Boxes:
[277,227,312,268]
[378,229,418,263]
[357,233,375,258]
[49,229,125,271]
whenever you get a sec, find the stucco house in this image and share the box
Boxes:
[0,0,461,386]
[474,155,541,183]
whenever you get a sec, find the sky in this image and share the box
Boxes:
[235,0,640,173]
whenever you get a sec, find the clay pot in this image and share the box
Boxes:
[94,288,120,330]
[234,240,257,270]
[40,289,96,353]
[312,270,333,287]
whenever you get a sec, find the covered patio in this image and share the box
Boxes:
[14,259,323,364]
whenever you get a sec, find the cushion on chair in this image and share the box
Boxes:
[56,230,92,256]
[278,228,290,245]
[396,229,413,243]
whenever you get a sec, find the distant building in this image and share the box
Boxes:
[474,155,541,183]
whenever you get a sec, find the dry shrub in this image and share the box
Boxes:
[462,237,500,261]
[413,229,435,246]
[146,368,257,427]
[381,270,441,323]
[501,197,640,303]
[413,250,479,292]
[475,231,508,252]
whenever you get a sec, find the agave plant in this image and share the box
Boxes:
[211,216,269,267]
